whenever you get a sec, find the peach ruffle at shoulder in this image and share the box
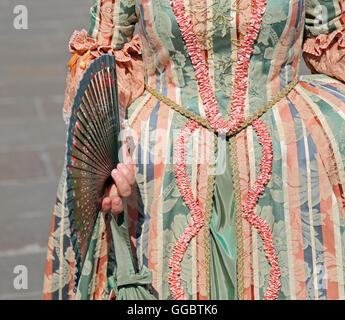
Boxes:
[63,29,145,123]
[303,29,345,83]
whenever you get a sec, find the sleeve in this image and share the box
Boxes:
[63,0,145,123]
[303,0,345,82]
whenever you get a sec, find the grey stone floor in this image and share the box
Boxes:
[0,0,311,300]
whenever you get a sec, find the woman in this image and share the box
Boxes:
[44,0,345,300]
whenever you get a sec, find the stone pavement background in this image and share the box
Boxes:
[0,0,311,300]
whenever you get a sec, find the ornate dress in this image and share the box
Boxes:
[44,0,345,300]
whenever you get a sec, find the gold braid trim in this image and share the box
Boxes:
[144,75,299,136]
[230,136,244,300]
[145,84,212,129]
[203,131,217,299]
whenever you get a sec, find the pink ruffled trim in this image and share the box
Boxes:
[63,30,144,120]
[169,0,267,134]
[244,119,281,300]
[303,29,345,56]
[169,119,202,300]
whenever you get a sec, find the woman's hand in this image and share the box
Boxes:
[101,163,136,215]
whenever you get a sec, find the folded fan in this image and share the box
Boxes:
[66,54,121,270]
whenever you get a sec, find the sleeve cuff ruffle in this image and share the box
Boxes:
[63,30,145,122]
[303,29,345,83]
[303,29,345,56]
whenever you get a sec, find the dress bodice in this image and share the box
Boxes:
[135,0,303,118]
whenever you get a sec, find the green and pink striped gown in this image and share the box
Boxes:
[44,0,345,300]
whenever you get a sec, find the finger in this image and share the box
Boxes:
[121,145,134,165]
[111,169,131,197]
[117,163,136,185]
[108,183,119,199]
[102,197,112,212]
[121,147,136,178]
[111,196,123,215]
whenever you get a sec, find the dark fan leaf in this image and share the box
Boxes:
[66,54,121,284]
